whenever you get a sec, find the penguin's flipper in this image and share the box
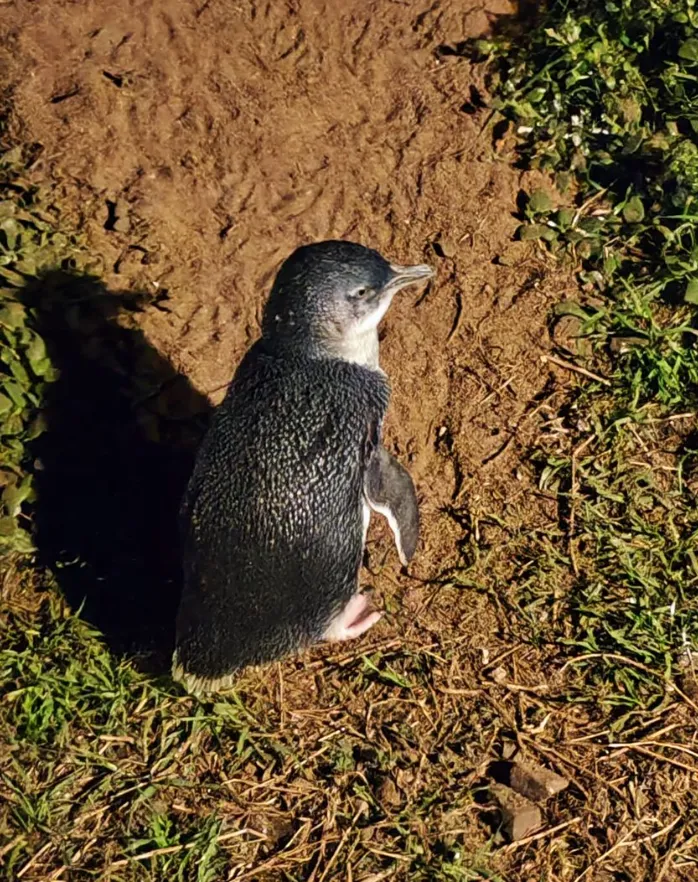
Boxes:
[364,446,419,566]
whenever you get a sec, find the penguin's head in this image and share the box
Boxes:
[262,240,432,359]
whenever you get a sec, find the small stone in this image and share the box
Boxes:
[608,336,649,355]
[677,650,698,702]
[490,783,543,841]
[395,768,415,790]
[113,214,131,234]
[246,811,293,847]
[439,236,458,259]
[680,673,698,701]
[509,761,569,803]
[497,242,529,267]
[551,315,591,356]
[377,777,401,807]
[359,825,374,842]
[496,287,517,310]
[583,295,605,309]
[491,665,507,684]
[501,739,519,761]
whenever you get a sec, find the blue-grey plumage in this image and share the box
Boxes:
[173,241,432,693]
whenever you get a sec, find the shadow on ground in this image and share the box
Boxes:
[24,271,211,672]
[435,0,543,58]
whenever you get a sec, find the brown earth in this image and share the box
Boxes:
[0,0,595,879]
[4,0,569,590]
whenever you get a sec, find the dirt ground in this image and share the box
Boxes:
[2,0,572,584]
[0,0,596,878]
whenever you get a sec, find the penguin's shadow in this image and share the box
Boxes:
[25,270,211,673]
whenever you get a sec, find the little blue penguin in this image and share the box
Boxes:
[173,240,432,693]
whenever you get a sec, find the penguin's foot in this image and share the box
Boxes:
[323,592,382,642]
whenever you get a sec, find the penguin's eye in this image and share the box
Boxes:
[353,287,372,299]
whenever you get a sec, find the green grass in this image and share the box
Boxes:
[2,588,508,880]
[0,147,77,555]
[468,0,698,719]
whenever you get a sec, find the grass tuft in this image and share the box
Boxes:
[467,0,698,723]
[0,147,81,555]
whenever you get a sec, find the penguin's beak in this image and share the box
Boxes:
[385,262,434,295]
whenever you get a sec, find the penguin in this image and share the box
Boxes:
[173,240,432,693]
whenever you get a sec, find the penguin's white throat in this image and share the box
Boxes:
[320,327,380,368]
[314,295,392,368]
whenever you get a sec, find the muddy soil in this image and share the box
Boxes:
[2,0,569,661]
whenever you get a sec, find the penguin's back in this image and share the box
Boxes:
[174,341,389,687]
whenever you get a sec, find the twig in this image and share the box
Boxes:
[627,422,650,454]
[561,652,662,678]
[566,729,612,744]
[481,433,515,466]
[363,848,412,862]
[230,839,319,881]
[17,842,52,879]
[502,681,549,694]
[572,828,640,882]
[573,187,610,227]
[646,412,696,423]
[607,739,698,761]
[569,435,594,576]
[502,816,582,852]
[606,743,698,775]
[437,686,482,697]
[0,835,25,860]
[317,828,355,882]
[478,374,516,407]
[481,643,523,671]
[49,837,99,881]
[447,287,463,343]
[349,873,394,882]
[657,831,698,882]
[568,721,682,746]
[670,681,698,715]
[656,845,679,882]
[572,817,681,882]
[541,354,611,386]
[481,388,559,468]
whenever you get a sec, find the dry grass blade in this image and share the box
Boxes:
[571,817,682,882]
[502,816,582,852]
[105,828,265,870]
[540,354,612,386]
